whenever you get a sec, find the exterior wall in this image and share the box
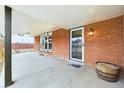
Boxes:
[84,15,124,72]
[12,43,34,49]
[52,29,70,59]
[34,29,70,59]
[34,36,40,52]
[34,15,124,72]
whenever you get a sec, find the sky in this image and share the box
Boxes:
[12,35,34,44]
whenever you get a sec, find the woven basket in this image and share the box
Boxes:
[96,62,120,82]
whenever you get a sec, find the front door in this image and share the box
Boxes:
[70,27,84,62]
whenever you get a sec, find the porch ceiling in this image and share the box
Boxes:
[9,5,124,36]
[12,10,60,36]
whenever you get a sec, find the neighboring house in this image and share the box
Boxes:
[12,35,34,54]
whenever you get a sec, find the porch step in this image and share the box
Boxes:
[69,60,84,66]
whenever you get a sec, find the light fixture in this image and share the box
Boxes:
[88,27,94,40]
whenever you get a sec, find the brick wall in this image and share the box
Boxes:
[52,29,70,59]
[34,36,40,52]
[34,29,70,59]
[34,15,124,71]
[84,15,124,72]
[12,43,34,49]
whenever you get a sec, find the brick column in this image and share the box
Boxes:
[34,36,40,52]
[52,29,70,59]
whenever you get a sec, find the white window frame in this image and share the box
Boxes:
[70,27,84,62]
[41,32,52,52]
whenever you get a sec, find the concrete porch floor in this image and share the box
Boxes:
[8,52,124,88]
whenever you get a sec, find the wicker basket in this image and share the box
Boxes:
[96,62,120,82]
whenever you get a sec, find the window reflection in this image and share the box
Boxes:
[71,30,82,60]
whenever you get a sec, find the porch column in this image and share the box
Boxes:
[5,6,13,87]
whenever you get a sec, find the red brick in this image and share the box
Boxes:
[34,29,70,59]
[12,43,34,49]
[84,15,124,72]
[34,36,40,52]
[52,28,70,59]
[34,15,124,72]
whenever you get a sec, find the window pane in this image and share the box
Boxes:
[49,43,52,49]
[45,42,47,49]
[72,30,82,60]
[45,37,47,40]
[72,30,82,38]
[42,37,44,46]
[48,36,52,42]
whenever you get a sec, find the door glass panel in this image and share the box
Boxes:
[45,37,47,40]
[45,37,48,49]
[45,42,47,49]
[71,30,82,60]
[49,43,52,49]
[42,37,44,46]
[48,36,52,42]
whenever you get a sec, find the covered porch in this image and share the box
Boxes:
[9,52,124,88]
[0,5,124,88]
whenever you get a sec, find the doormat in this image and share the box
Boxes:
[40,54,44,56]
[69,64,82,68]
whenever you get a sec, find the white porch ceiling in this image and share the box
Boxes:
[9,5,124,36]
[12,10,58,36]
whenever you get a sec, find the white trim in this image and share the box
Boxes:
[70,27,84,62]
[40,32,52,52]
[44,36,53,52]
